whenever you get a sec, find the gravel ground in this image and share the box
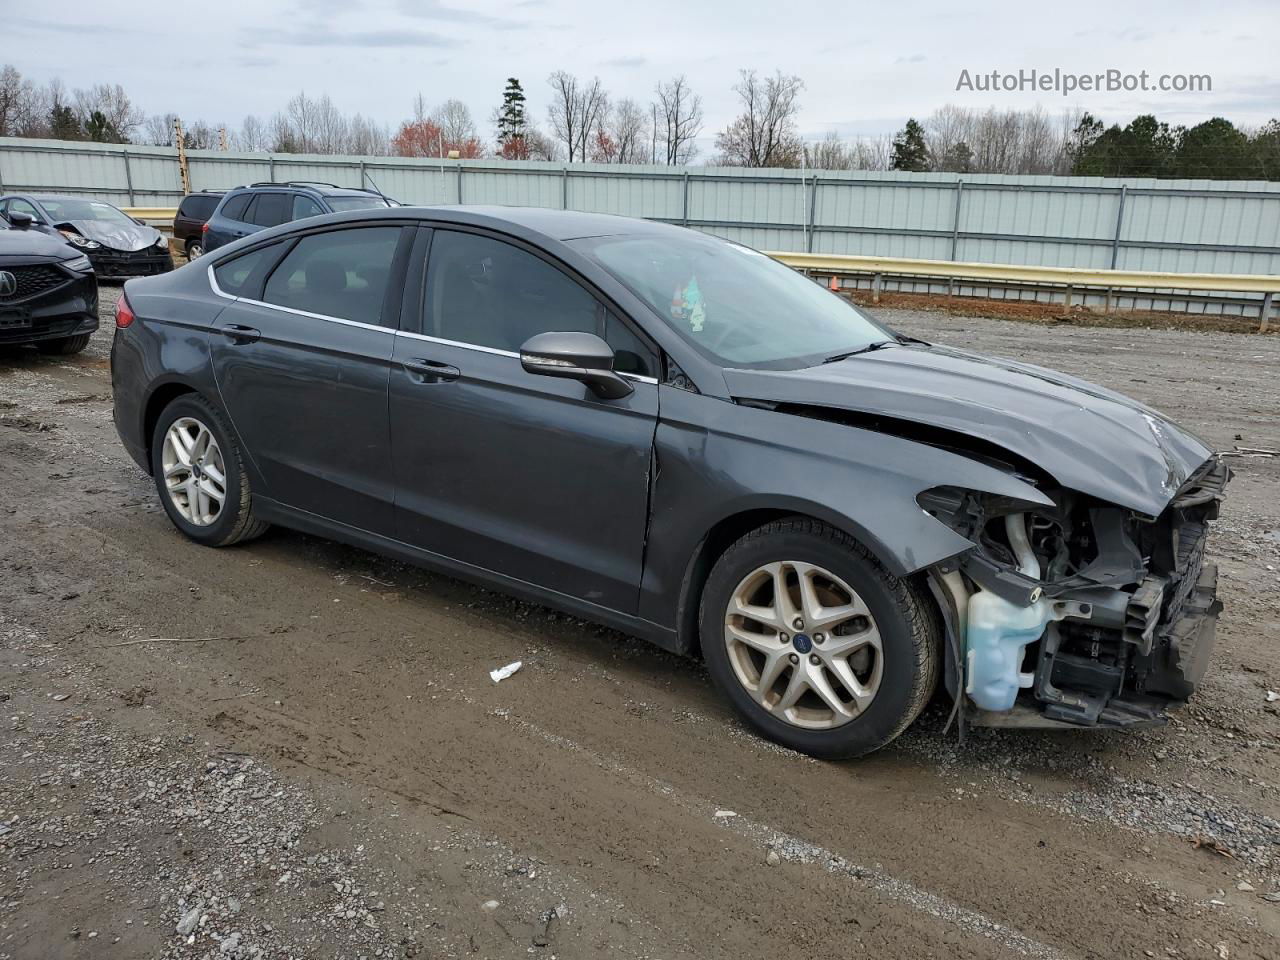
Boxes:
[1,290,1278,960]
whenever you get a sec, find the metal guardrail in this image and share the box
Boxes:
[121,208,1275,331]
[769,252,1278,332]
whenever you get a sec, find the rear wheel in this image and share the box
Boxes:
[185,239,204,260]
[36,333,91,355]
[150,394,269,546]
[700,517,940,759]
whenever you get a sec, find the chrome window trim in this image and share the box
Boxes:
[208,264,236,301]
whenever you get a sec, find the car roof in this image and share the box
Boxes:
[413,205,686,241]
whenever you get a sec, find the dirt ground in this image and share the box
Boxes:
[2,288,1278,960]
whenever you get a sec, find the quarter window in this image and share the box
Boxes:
[424,230,657,376]
[220,194,252,221]
[212,243,283,297]
[262,227,401,326]
[291,195,325,221]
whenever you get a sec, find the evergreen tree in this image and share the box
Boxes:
[890,118,929,171]
[1173,117,1257,179]
[83,109,126,143]
[49,102,82,140]
[496,77,527,149]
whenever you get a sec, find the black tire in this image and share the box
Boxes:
[699,517,940,760]
[36,333,92,355]
[185,239,204,260]
[150,393,269,547]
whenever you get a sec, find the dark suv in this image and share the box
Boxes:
[201,182,393,254]
[173,191,224,261]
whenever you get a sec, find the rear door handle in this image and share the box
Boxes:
[403,357,460,384]
[220,323,261,345]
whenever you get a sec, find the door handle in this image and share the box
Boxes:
[220,323,261,345]
[403,358,460,384]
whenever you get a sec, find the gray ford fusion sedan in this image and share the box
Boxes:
[110,206,1227,759]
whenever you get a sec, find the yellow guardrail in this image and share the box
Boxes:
[769,251,1278,331]
[123,207,178,223]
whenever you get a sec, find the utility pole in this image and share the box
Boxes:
[173,117,191,195]
[652,103,657,165]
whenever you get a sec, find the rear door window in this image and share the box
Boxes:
[247,193,289,228]
[262,226,402,326]
[219,194,252,222]
[181,195,219,220]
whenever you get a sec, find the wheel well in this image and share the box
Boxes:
[676,509,946,662]
[676,508,797,659]
[142,383,198,465]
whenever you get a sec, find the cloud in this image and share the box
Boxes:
[396,0,525,28]
[895,54,927,64]
[601,56,647,68]
[255,25,459,48]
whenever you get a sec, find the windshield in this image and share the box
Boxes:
[35,197,135,225]
[573,232,891,368]
[325,195,393,213]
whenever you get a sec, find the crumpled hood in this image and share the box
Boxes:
[62,219,161,252]
[722,343,1213,517]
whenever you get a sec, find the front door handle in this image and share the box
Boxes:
[220,323,261,345]
[403,357,460,384]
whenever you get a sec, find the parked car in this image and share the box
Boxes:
[0,210,98,354]
[173,190,225,261]
[201,182,394,254]
[109,207,1227,759]
[0,194,173,279]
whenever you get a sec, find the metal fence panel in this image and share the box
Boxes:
[2,136,1279,281]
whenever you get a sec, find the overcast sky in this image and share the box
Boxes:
[8,0,1278,149]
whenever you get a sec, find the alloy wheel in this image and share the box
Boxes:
[724,560,883,730]
[161,416,226,526]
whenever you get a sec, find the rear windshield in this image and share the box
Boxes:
[180,195,220,219]
[325,195,393,213]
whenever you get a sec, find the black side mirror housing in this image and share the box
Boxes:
[7,211,33,229]
[520,331,634,400]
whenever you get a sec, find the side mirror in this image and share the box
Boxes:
[520,331,633,400]
[7,211,33,229]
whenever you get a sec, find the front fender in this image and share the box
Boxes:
[638,388,1050,635]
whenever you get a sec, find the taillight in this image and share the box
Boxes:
[115,293,136,329]
[201,222,210,233]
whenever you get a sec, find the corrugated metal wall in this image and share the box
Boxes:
[3,136,1279,279]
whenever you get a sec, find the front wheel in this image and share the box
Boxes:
[699,518,940,759]
[150,394,269,547]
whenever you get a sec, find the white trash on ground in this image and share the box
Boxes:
[490,661,523,683]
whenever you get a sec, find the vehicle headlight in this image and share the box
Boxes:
[61,254,93,272]
[155,235,169,248]
[59,231,100,249]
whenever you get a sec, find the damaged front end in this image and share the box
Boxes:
[921,457,1229,730]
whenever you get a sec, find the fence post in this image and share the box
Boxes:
[682,169,690,226]
[1261,291,1274,334]
[807,175,819,254]
[457,162,463,204]
[948,180,964,295]
[268,155,275,183]
[122,149,136,206]
[561,166,569,210]
[872,272,883,304]
[1110,184,1127,269]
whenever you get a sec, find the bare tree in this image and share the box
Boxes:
[654,75,702,165]
[237,115,269,151]
[547,71,608,162]
[805,131,854,170]
[432,99,478,147]
[592,98,649,163]
[714,69,805,168]
[71,83,143,141]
